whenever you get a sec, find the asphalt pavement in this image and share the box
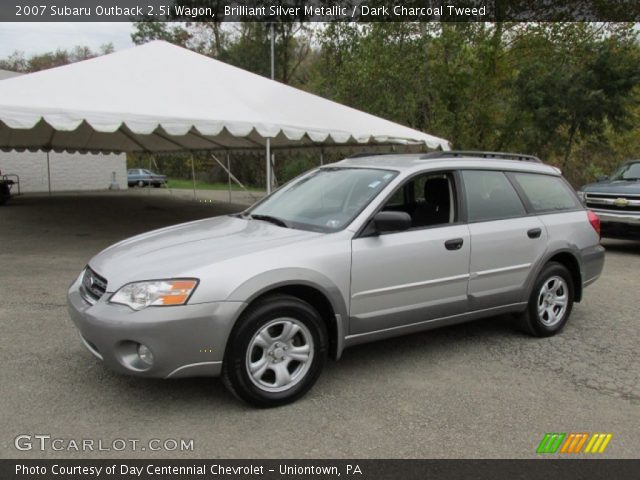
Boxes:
[0,192,638,458]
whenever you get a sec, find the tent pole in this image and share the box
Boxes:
[265,139,272,195]
[210,153,249,190]
[46,150,51,195]
[271,152,276,189]
[147,155,151,194]
[265,22,275,196]
[227,153,232,203]
[270,23,275,80]
[190,153,197,201]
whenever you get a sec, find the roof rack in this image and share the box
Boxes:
[346,152,389,159]
[420,150,542,163]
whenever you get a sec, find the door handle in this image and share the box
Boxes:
[445,238,464,250]
[527,228,542,239]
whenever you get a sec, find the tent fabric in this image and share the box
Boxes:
[0,41,450,154]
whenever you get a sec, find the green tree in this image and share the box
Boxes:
[0,44,114,73]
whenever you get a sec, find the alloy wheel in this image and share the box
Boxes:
[245,318,314,393]
[537,275,569,327]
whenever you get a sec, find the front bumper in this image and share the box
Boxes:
[592,210,640,226]
[591,210,640,238]
[67,276,246,379]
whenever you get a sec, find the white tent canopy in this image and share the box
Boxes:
[0,40,450,155]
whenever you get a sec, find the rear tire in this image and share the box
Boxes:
[517,262,574,337]
[222,294,327,407]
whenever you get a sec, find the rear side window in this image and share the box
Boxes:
[511,173,580,212]
[462,170,526,222]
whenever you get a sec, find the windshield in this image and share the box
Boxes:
[247,167,398,232]
[611,162,640,181]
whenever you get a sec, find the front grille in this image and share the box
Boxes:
[80,267,108,302]
[587,203,640,212]
[585,193,640,213]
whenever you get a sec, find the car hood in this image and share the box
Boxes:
[89,215,321,291]
[580,180,640,194]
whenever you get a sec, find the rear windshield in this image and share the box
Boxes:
[511,173,581,213]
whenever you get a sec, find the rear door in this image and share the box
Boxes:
[461,170,548,311]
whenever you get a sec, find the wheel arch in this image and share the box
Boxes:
[226,270,349,361]
[526,248,583,303]
[546,251,583,302]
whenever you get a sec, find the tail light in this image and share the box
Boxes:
[587,210,600,237]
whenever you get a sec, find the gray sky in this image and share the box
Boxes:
[0,22,134,58]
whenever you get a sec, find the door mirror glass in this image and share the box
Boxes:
[597,175,609,182]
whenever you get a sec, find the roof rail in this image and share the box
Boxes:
[420,150,542,163]
[346,152,389,159]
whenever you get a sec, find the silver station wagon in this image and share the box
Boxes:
[68,151,605,406]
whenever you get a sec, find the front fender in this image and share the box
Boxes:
[227,268,350,359]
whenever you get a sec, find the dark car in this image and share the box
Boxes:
[127,169,167,188]
[578,160,640,238]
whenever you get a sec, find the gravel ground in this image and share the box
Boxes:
[0,192,638,459]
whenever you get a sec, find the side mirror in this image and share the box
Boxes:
[597,175,609,182]
[372,211,412,234]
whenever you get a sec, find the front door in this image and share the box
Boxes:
[350,171,471,335]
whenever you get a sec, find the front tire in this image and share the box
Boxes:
[222,294,327,407]
[517,262,574,337]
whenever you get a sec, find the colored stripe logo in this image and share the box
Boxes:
[537,433,612,454]
[537,433,565,453]
[584,433,613,453]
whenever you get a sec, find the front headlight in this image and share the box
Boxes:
[576,190,586,204]
[109,279,198,311]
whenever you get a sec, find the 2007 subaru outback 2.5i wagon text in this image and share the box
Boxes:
[68,151,605,406]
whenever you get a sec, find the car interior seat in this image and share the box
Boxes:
[412,177,451,227]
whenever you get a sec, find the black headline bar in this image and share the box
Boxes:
[2,0,640,22]
[1,459,639,480]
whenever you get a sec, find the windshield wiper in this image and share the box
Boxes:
[249,214,290,228]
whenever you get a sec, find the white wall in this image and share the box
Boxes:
[0,151,128,193]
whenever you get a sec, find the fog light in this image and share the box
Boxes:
[137,344,154,366]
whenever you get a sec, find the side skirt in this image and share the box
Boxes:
[343,302,527,349]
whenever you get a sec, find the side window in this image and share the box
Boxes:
[462,170,526,222]
[381,171,456,228]
[510,173,580,212]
